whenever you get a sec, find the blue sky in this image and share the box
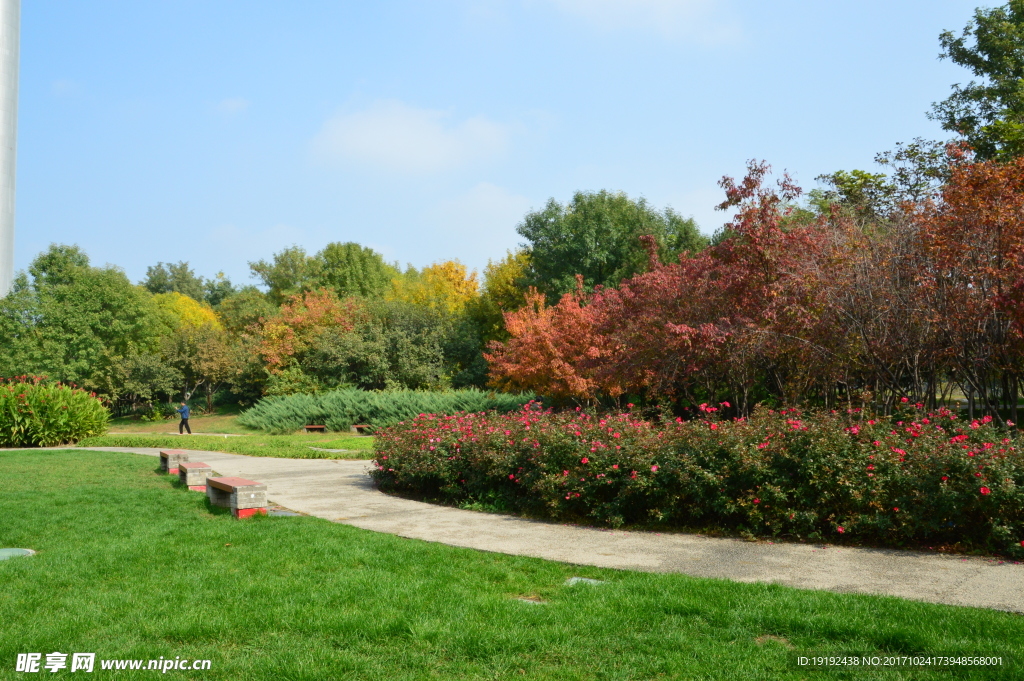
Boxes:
[16,0,981,287]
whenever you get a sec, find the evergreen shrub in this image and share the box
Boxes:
[371,402,1024,558]
[0,376,109,446]
[237,388,534,434]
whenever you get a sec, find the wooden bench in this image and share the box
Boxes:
[206,476,267,518]
[304,425,326,433]
[178,462,213,491]
[159,449,189,475]
[350,424,372,434]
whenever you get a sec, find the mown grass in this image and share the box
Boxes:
[107,413,257,435]
[77,433,374,459]
[1,448,1022,680]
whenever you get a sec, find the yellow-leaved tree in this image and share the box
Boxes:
[152,292,230,409]
[478,250,530,341]
[387,260,479,314]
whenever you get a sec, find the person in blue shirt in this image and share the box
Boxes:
[176,402,192,435]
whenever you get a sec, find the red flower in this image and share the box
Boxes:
[581,457,589,464]
[980,486,991,495]
[837,526,845,534]
[651,465,659,472]
[753,498,760,504]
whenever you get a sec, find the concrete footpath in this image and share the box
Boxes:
[86,447,1024,613]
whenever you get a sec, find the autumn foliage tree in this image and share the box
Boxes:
[255,289,363,374]
[486,155,1024,420]
[485,282,620,401]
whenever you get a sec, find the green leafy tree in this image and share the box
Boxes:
[474,250,531,343]
[314,242,399,297]
[217,286,277,337]
[810,139,953,220]
[517,190,707,301]
[249,246,317,304]
[141,261,206,301]
[251,243,397,303]
[89,350,183,409]
[930,0,1024,159]
[0,245,163,387]
[203,272,237,307]
[303,300,452,391]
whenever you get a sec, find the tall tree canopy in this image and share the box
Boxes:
[516,190,707,302]
[316,242,399,298]
[0,244,161,385]
[930,0,1024,160]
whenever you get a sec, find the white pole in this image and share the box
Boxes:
[0,0,18,298]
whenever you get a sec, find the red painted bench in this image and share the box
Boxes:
[206,476,268,519]
[159,449,189,475]
[178,462,213,491]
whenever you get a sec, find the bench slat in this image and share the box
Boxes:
[207,476,265,492]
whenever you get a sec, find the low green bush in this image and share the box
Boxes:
[0,376,108,446]
[371,402,1024,558]
[237,388,534,434]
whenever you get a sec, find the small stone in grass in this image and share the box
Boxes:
[565,577,605,586]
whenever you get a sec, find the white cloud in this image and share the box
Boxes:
[312,100,509,174]
[542,0,738,41]
[215,97,250,115]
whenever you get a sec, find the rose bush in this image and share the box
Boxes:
[371,402,1024,558]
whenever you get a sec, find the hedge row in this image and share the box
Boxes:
[0,376,108,446]
[371,402,1024,558]
[237,388,534,434]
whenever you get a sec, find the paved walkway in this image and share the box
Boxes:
[86,447,1024,613]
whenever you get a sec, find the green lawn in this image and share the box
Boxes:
[106,412,257,435]
[2,450,1022,679]
[77,433,375,459]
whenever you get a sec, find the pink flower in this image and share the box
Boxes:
[581,457,589,464]
[837,526,845,534]
[901,397,909,403]
[651,465,659,472]
[612,464,619,469]
[980,486,991,495]
[753,498,760,504]
[563,470,569,476]
[893,507,899,512]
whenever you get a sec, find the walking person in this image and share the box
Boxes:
[176,401,192,435]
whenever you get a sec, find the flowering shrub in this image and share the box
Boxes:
[0,376,109,447]
[371,402,1024,558]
